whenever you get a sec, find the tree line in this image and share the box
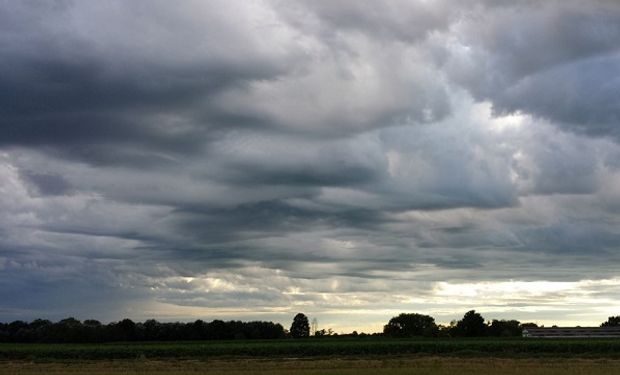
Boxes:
[1,313,618,343]
[383,310,524,338]
[0,318,285,343]
[383,312,620,338]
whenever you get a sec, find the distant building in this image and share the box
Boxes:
[523,327,620,338]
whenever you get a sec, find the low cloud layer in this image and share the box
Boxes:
[1,0,620,329]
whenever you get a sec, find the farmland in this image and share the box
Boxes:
[2,337,620,361]
[3,338,620,374]
[4,357,620,375]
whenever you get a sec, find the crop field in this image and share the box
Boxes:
[2,338,620,360]
[2,338,620,374]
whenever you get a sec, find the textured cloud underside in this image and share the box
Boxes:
[1,0,620,328]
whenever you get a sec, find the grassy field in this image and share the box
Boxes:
[3,338,620,374]
[3,357,620,375]
[2,338,620,360]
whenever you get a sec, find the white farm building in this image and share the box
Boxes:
[522,327,620,338]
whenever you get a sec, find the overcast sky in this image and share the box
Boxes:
[1,0,620,332]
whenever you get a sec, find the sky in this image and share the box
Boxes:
[1,0,620,333]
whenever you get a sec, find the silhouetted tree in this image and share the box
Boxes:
[487,319,522,337]
[383,313,438,337]
[81,319,103,342]
[455,310,486,337]
[208,319,232,340]
[314,329,327,337]
[143,319,161,340]
[290,313,310,338]
[602,316,620,327]
[55,317,85,342]
[113,319,137,341]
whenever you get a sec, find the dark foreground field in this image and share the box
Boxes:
[2,338,620,374]
[3,358,620,375]
[2,338,620,360]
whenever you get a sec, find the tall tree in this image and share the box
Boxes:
[383,313,438,337]
[290,313,310,338]
[602,316,620,327]
[487,319,522,337]
[455,310,486,337]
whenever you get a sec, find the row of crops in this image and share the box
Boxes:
[2,338,620,360]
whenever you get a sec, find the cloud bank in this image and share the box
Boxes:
[1,0,620,330]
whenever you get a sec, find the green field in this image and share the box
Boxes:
[2,337,620,360]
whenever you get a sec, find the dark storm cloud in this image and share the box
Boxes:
[20,171,73,196]
[0,0,303,168]
[490,57,620,138]
[441,0,620,139]
[1,0,620,325]
[207,132,387,187]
